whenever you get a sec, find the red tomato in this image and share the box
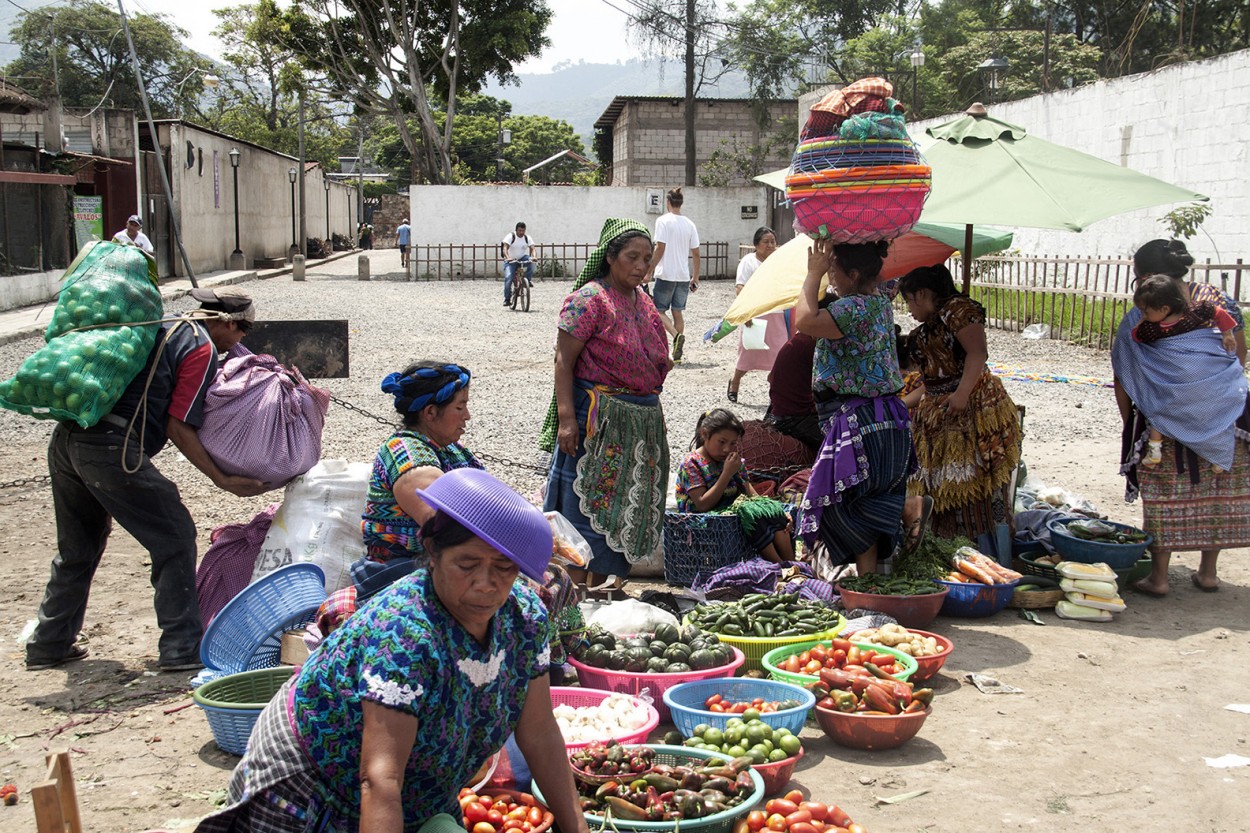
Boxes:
[746,810,768,831]
[783,656,801,673]
[859,649,877,664]
[831,638,851,652]
[517,793,537,807]
[527,807,544,826]
[797,651,811,664]
[473,824,497,833]
[465,803,490,825]
[766,799,798,817]
[846,646,861,665]
[809,644,828,662]
[803,659,822,675]
[827,805,852,828]
[520,825,532,833]
[486,810,505,827]
[799,802,829,822]
[461,795,480,811]
[766,814,788,832]
[830,649,847,665]
[502,821,525,831]
[785,810,813,826]
[790,823,820,833]
[507,807,528,821]
[709,703,725,712]
[783,790,805,806]
[732,702,751,714]
[705,694,723,708]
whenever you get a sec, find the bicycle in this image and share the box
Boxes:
[506,257,532,312]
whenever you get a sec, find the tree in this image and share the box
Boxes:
[279,0,553,184]
[194,1,352,169]
[720,0,898,101]
[365,95,587,184]
[5,0,212,115]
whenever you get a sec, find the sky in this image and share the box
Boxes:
[123,0,637,75]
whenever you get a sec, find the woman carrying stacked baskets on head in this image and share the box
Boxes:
[195,468,591,833]
[542,219,672,601]
[896,264,1022,549]
[786,77,933,577]
[1111,239,1249,596]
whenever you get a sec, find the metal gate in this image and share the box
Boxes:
[140,149,172,278]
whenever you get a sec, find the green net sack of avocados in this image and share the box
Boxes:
[0,242,162,427]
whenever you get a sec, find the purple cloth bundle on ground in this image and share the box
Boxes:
[691,557,838,603]
[198,346,331,487]
[195,503,280,628]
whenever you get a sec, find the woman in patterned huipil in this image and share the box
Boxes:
[353,362,483,596]
[1113,239,1249,596]
[897,264,1021,547]
[196,469,590,833]
[541,219,672,600]
[794,237,921,577]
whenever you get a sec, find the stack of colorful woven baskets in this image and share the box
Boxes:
[786,77,931,242]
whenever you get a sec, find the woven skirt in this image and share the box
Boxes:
[1139,437,1250,551]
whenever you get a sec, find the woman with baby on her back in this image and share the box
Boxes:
[1111,238,1249,598]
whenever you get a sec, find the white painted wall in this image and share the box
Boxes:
[409,184,772,254]
[797,50,1249,292]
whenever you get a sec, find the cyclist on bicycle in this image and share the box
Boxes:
[500,221,536,306]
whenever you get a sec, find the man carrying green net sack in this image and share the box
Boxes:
[26,287,273,673]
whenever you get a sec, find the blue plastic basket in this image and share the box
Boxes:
[936,579,1018,618]
[1046,518,1153,569]
[193,666,295,755]
[663,678,815,738]
[200,563,327,673]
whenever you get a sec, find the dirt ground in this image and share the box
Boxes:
[0,256,1245,833]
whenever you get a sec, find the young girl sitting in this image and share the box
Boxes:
[676,408,795,563]
[1132,275,1238,467]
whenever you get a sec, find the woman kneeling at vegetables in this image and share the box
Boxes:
[196,469,590,833]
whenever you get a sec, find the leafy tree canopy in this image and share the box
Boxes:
[5,0,211,115]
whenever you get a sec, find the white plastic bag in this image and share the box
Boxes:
[547,511,590,568]
[742,318,770,350]
[252,459,372,592]
[1021,323,1051,340]
[585,598,679,636]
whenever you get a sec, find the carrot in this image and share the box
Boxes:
[965,551,1022,583]
[945,571,968,582]
[953,556,998,585]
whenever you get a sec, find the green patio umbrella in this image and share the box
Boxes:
[915,104,1208,290]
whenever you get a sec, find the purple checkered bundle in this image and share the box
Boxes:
[199,347,331,487]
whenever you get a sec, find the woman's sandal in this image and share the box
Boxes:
[726,382,738,403]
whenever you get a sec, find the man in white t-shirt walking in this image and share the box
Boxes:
[500,221,536,306]
[111,214,154,255]
[647,187,700,362]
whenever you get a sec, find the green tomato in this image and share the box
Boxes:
[778,734,802,756]
[692,723,711,737]
[725,718,745,729]
[742,708,762,723]
[702,728,724,748]
[725,745,747,759]
[767,748,790,763]
[65,393,81,411]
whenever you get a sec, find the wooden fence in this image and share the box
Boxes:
[954,254,1247,350]
[410,242,733,281]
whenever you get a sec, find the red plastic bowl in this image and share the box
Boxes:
[752,747,804,796]
[834,583,949,629]
[842,628,953,683]
[814,704,931,751]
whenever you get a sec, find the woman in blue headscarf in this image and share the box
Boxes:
[355,361,483,593]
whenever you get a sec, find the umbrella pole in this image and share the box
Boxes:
[963,224,974,294]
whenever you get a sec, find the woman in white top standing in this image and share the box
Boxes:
[727,226,786,402]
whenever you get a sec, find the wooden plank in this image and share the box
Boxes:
[0,171,76,186]
[243,320,350,378]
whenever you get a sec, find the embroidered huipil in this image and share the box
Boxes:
[559,281,670,394]
[675,450,748,512]
[291,571,549,827]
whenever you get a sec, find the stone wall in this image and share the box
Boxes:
[368,193,410,249]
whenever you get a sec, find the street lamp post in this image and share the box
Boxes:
[324,178,331,243]
[287,167,298,260]
[228,147,243,269]
[909,41,925,114]
[174,68,219,119]
[977,56,1010,104]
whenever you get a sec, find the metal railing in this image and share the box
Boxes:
[410,241,732,281]
[951,254,1246,351]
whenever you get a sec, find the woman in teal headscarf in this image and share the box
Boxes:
[541,219,672,599]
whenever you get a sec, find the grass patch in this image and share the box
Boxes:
[1045,795,1071,814]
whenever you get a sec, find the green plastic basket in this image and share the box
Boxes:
[193,666,295,756]
[761,639,918,685]
[532,744,764,833]
[682,614,845,673]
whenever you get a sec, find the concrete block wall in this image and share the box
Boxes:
[610,99,795,186]
[798,50,1249,279]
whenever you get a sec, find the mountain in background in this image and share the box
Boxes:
[483,57,756,144]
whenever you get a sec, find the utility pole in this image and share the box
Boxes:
[298,91,307,256]
[684,0,696,186]
[1042,1,1053,92]
[357,125,364,235]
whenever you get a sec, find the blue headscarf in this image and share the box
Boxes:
[381,363,471,414]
